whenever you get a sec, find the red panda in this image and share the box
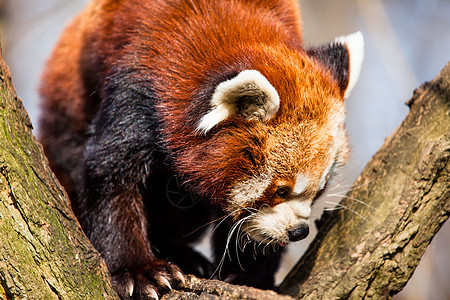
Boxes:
[39,0,364,299]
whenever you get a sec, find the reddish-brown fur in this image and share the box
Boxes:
[41,0,340,202]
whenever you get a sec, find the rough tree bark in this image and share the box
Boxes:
[0,44,448,299]
[0,51,118,299]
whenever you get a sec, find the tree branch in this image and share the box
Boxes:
[0,49,119,299]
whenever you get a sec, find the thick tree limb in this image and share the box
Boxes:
[279,62,450,298]
[163,275,292,300]
[0,43,448,300]
[0,50,119,299]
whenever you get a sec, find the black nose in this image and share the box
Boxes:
[288,224,309,242]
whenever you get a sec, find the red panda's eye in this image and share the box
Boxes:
[275,186,290,199]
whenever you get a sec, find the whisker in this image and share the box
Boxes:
[326,194,379,212]
[324,201,370,222]
[324,205,345,211]
[183,214,227,237]
[210,207,250,234]
[329,177,375,193]
[235,216,251,271]
[211,215,251,278]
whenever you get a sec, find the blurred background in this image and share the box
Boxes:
[0,0,448,299]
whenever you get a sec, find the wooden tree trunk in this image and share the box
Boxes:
[0,42,448,299]
[0,50,119,299]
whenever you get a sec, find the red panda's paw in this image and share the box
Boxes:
[111,260,185,300]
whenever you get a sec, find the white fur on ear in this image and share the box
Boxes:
[196,70,280,134]
[335,31,364,98]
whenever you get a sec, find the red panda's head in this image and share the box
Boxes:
[173,32,364,246]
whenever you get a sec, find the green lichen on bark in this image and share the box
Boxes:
[279,63,450,299]
[0,51,118,299]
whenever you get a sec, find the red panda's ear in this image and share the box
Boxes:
[196,70,280,134]
[307,31,364,98]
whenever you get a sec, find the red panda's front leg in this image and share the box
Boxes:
[79,70,184,299]
[81,187,183,298]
